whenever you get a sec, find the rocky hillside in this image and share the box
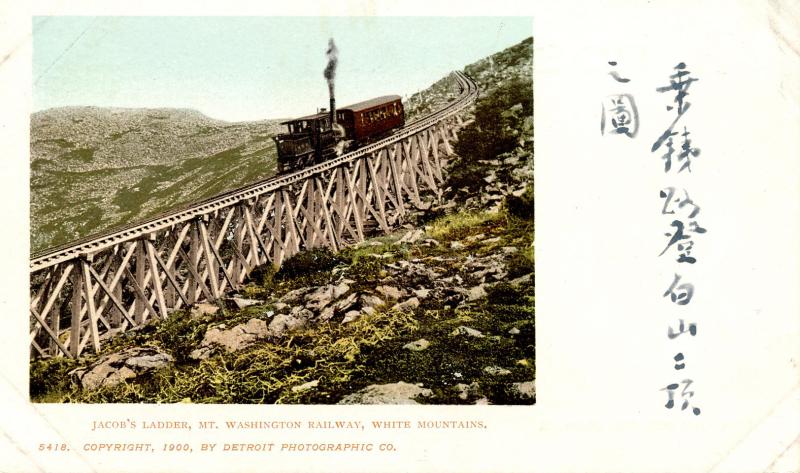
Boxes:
[30,107,283,253]
[403,73,460,122]
[30,37,534,405]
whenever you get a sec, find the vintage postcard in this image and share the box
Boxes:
[1,1,799,472]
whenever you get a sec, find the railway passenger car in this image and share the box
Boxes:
[336,95,404,144]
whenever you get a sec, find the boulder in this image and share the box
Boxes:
[190,302,219,319]
[304,283,350,311]
[450,326,484,338]
[230,297,261,310]
[334,292,359,312]
[450,241,466,250]
[291,379,320,393]
[375,285,403,300]
[402,339,430,352]
[472,264,503,280]
[318,305,335,321]
[73,347,173,390]
[361,294,384,309]
[342,310,362,324]
[455,382,481,400]
[392,297,420,312]
[467,285,487,301]
[280,287,310,305]
[431,201,457,211]
[273,302,289,312]
[268,310,313,338]
[512,381,536,400]
[413,288,431,299]
[484,366,512,376]
[509,273,533,288]
[338,382,432,405]
[190,318,270,359]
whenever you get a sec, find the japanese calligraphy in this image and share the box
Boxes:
[652,63,700,172]
[601,61,639,138]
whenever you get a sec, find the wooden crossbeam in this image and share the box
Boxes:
[86,264,137,327]
[79,259,101,353]
[197,219,221,300]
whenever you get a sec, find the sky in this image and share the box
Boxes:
[32,17,532,121]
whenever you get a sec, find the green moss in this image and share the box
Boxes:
[29,357,78,402]
[341,256,383,286]
[428,211,503,242]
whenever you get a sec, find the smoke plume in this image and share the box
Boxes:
[324,38,338,96]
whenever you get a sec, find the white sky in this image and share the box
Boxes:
[33,17,532,121]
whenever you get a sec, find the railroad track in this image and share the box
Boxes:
[31,71,478,273]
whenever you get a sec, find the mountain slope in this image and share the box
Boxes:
[30,107,282,253]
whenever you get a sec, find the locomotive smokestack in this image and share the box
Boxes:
[324,38,338,125]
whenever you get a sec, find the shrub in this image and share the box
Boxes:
[453,75,533,165]
[486,282,523,306]
[506,248,535,280]
[505,185,534,220]
[246,262,277,289]
[276,247,343,281]
[343,256,383,285]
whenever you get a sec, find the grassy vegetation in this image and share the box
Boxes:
[428,211,504,241]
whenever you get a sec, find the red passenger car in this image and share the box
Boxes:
[336,95,405,144]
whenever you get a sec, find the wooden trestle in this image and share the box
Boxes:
[29,71,478,358]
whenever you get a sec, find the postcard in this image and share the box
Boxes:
[1,1,798,472]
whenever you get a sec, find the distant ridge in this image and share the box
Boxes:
[30,106,283,252]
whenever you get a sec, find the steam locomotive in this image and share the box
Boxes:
[273,94,405,174]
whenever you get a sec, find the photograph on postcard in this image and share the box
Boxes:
[28,17,534,405]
